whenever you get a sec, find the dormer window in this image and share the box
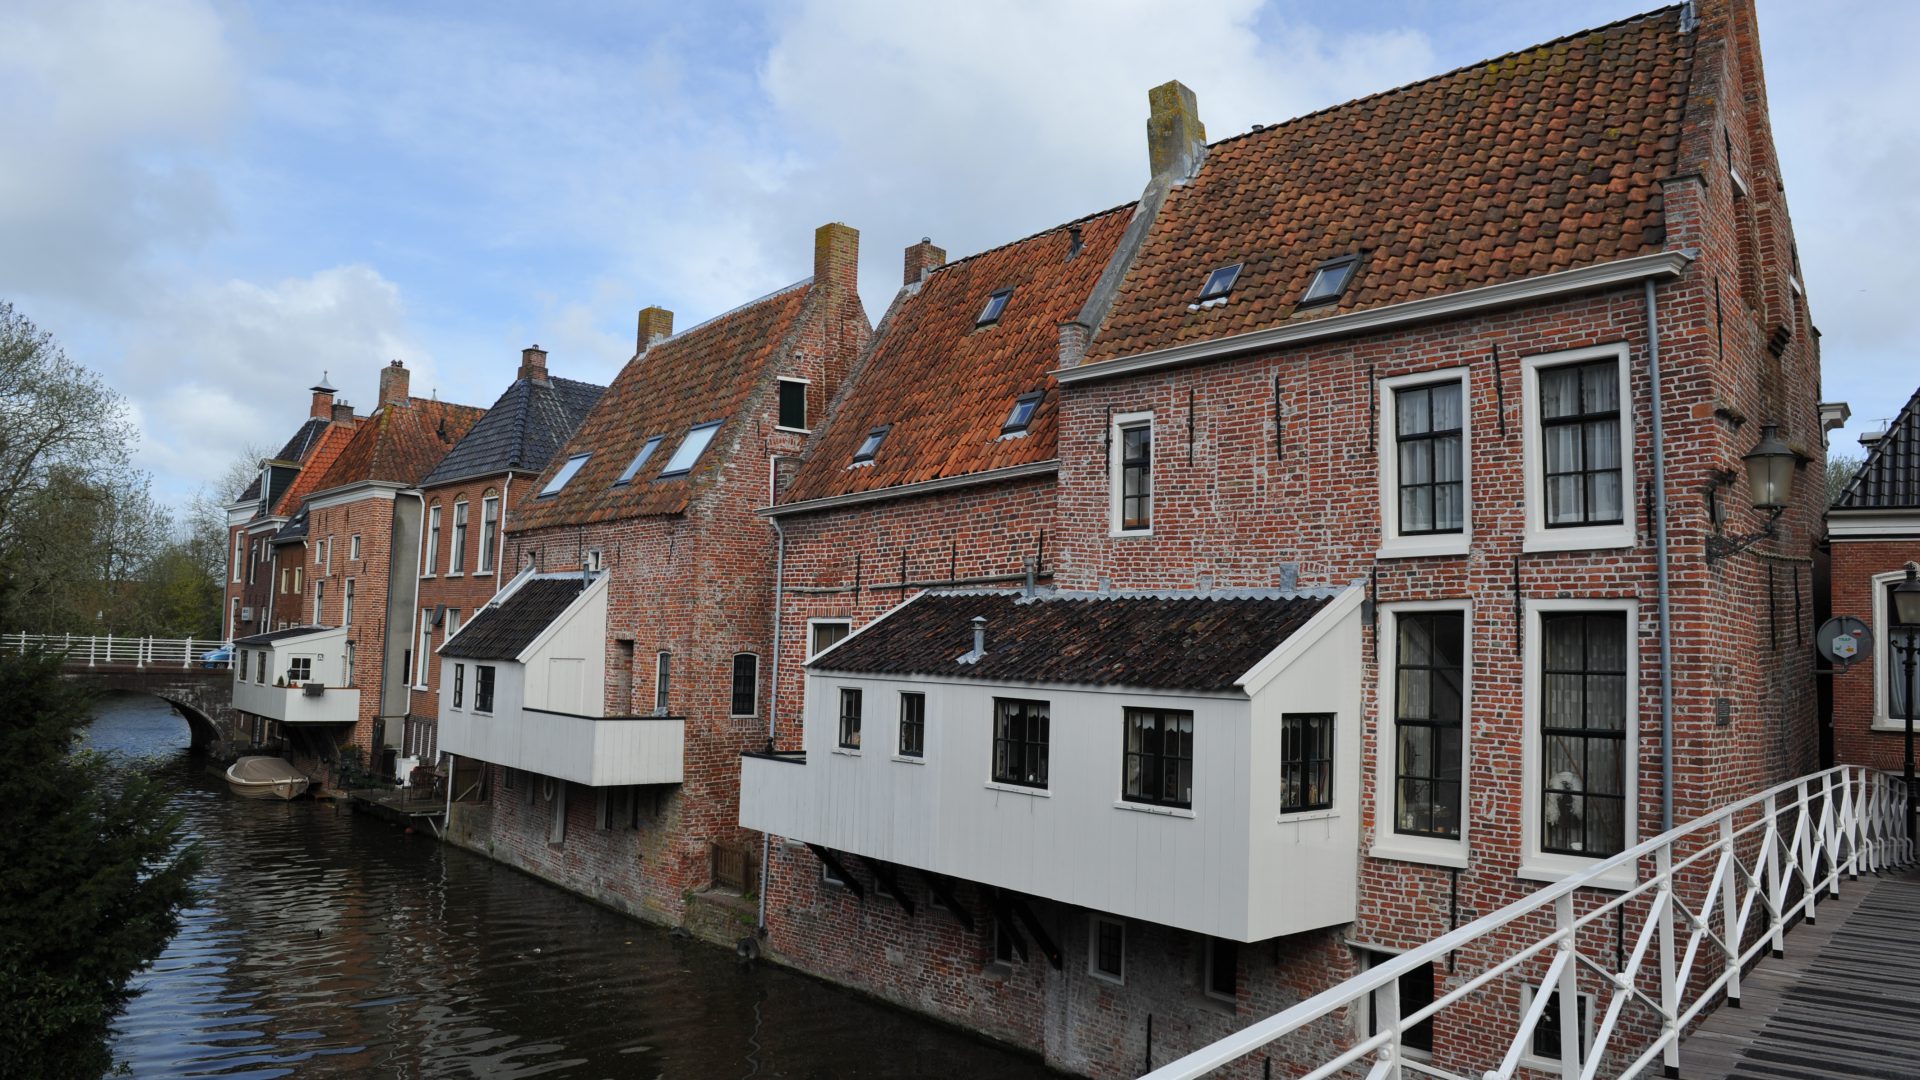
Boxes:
[539,453,591,496]
[659,420,724,478]
[1199,263,1242,301]
[976,289,1013,327]
[1300,255,1359,306]
[1001,391,1044,437]
[851,425,891,466]
[614,436,664,486]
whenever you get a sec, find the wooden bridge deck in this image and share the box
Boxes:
[1681,866,1920,1080]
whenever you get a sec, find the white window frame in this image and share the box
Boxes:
[776,376,811,433]
[474,664,496,715]
[445,608,461,646]
[1109,410,1154,537]
[342,578,354,628]
[314,578,325,621]
[449,499,468,575]
[248,540,257,584]
[415,611,433,689]
[233,534,244,582]
[1517,983,1597,1073]
[1088,915,1126,985]
[1377,367,1472,558]
[326,535,335,575]
[654,651,670,715]
[1371,601,1472,869]
[349,534,361,561]
[1520,343,1636,553]
[424,505,441,576]
[586,549,602,572]
[478,495,499,574]
[808,618,852,659]
[1355,946,1436,1064]
[1871,568,1919,731]
[1520,597,1639,888]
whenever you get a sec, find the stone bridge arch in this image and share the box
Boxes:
[64,666,238,753]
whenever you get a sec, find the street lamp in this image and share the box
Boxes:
[1892,562,1920,842]
[1706,424,1800,564]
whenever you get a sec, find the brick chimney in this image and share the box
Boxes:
[814,222,859,296]
[519,344,549,383]
[1057,319,1091,368]
[379,359,410,407]
[332,401,356,425]
[1146,80,1207,182]
[636,306,674,352]
[309,374,336,419]
[903,238,945,285]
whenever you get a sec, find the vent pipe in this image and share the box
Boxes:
[972,616,987,659]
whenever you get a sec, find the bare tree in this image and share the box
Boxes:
[1826,450,1864,508]
[0,302,135,547]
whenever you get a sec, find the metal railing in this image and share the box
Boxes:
[1143,765,1910,1080]
[5,632,232,668]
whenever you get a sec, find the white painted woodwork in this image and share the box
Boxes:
[231,625,361,724]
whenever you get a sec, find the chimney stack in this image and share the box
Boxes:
[1146,80,1207,182]
[814,222,860,296]
[309,374,337,420]
[519,344,549,383]
[636,306,674,352]
[379,359,411,407]
[1057,319,1091,368]
[903,237,945,285]
[332,401,356,425]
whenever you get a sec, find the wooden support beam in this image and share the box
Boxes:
[1009,892,1064,970]
[920,870,975,932]
[987,889,1029,963]
[860,855,915,916]
[806,844,864,899]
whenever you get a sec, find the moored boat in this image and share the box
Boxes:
[225,756,310,801]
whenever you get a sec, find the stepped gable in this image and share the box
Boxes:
[1087,6,1690,362]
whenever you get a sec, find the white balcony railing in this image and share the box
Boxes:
[1142,765,1910,1080]
[5,631,231,667]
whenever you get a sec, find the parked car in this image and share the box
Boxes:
[199,646,234,669]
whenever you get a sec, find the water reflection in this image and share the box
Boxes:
[91,693,1052,1079]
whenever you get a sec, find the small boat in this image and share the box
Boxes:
[226,756,311,801]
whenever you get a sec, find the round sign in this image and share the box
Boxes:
[1817,616,1873,669]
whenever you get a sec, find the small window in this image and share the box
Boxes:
[287,656,312,683]
[1204,937,1237,1001]
[1523,986,1594,1065]
[851,425,890,466]
[541,453,591,496]
[1281,713,1334,812]
[731,654,759,717]
[992,918,1018,965]
[1199,263,1242,301]
[349,534,361,561]
[899,692,925,757]
[343,578,354,628]
[1394,381,1466,536]
[821,850,847,888]
[1116,419,1152,532]
[474,665,496,713]
[502,767,517,792]
[1123,707,1193,808]
[615,436,664,485]
[838,687,863,749]
[992,698,1050,788]
[585,549,602,572]
[1001,391,1044,436]
[1300,255,1359,305]
[976,288,1013,326]
[1365,952,1436,1055]
[1090,916,1125,984]
[654,652,671,714]
[452,663,465,709]
[659,420,723,477]
[778,379,809,430]
[810,620,851,658]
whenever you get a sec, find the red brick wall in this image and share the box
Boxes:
[408,473,516,758]
[1829,537,1920,771]
[304,494,401,759]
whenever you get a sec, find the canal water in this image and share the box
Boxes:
[89,692,1055,1079]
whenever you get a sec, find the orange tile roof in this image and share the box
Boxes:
[269,420,359,516]
[780,205,1134,504]
[1087,7,1689,362]
[512,281,813,528]
[311,397,487,494]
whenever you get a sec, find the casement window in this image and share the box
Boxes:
[314,579,325,619]
[248,541,257,584]
[1873,572,1918,728]
[1537,611,1630,858]
[808,619,850,658]
[1521,344,1634,552]
[615,437,662,487]
[1001,391,1043,437]
[478,496,498,572]
[1299,254,1360,306]
[445,609,460,643]
[1110,412,1153,534]
[474,665,496,714]
[851,426,889,467]
[1089,916,1125,984]
[1519,986,1595,1070]
[898,692,925,758]
[287,656,312,683]
[424,505,442,575]
[280,568,289,594]
[343,641,354,686]
[349,534,361,561]
[1198,263,1242,301]
[1122,707,1193,809]
[541,453,591,496]
[660,420,723,477]
[449,501,468,573]
[416,612,433,688]
[837,687,863,750]
[976,288,1013,326]
[255,651,266,685]
[730,653,758,717]
[1390,610,1465,842]
[1204,937,1238,1002]
[777,378,809,431]
[325,535,334,575]
[1379,369,1470,556]
[233,534,244,582]
[292,567,302,595]
[1362,950,1436,1057]
[452,663,465,709]
[342,578,355,627]
[1280,713,1334,813]
[654,652,670,714]
[992,698,1050,789]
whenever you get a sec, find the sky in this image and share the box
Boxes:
[2,0,1914,510]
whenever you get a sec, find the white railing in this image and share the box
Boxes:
[5,632,232,668]
[1143,765,1911,1080]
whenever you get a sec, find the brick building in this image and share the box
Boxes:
[742,3,1827,1076]
[1827,386,1920,771]
[439,223,870,926]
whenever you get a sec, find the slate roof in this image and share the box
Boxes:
[1834,386,1920,511]
[513,281,814,529]
[311,397,487,493]
[236,417,332,503]
[439,576,589,660]
[780,206,1135,505]
[268,421,360,517]
[811,589,1333,693]
[422,374,606,488]
[234,625,337,645]
[1085,7,1690,363]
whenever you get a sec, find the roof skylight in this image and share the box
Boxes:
[851,425,891,466]
[1300,255,1359,306]
[976,289,1014,327]
[540,453,592,496]
[613,436,664,486]
[1199,263,1242,301]
[658,420,724,478]
[1001,391,1044,437]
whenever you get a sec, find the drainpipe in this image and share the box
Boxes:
[1646,280,1676,834]
[757,512,787,934]
[496,476,511,589]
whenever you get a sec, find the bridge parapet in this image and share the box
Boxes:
[8,633,240,753]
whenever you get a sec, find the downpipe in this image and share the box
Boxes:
[757,512,787,935]
[1647,280,1676,835]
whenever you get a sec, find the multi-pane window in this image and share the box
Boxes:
[1394,612,1464,838]
[1280,713,1334,812]
[655,652,671,714]
[1091,917,1125,983]
[1527,989,1593,1064]
[809,620,850,658]
[1395,382,1465,535]
[474,665,496,713]
[479,496,499,571]
[1539,358,1623,527]
[452,663,465,709]
[416,613,433,687]
[1540,612,1629,857]
[343,579,354,627]
[731,653,758,717]
[233,534,244,581]
[838,688,863,749]
[288,656,312,683]
[248,541,257,584]
[1887,582,1915,721]
[778,379,808,430]
[1118,421,1151,531]
[898,692,925,757]
[992,698,1050,788]
[450,501,469,572]
[425,506,441,574]
[1122,707,1193,808]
